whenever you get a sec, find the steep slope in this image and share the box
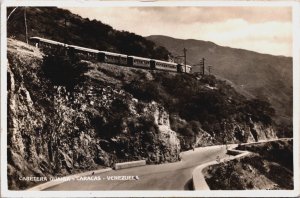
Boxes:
[7,39,278,190]
[204,139,293,190]
[7,39,179,190]
[147,35,293,126]
[7,7,170,60]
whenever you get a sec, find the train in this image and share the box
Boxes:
[29,37,192,73]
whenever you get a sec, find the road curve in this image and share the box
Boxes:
[45,145,229,190]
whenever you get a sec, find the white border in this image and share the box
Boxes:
[1,1,300,197]
[293,2,300,197]
[0,0,298,7]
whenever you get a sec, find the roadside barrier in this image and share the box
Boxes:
[114,160,146,170]
[192,149,250,190]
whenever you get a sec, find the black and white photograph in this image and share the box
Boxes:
[1,0,300,197]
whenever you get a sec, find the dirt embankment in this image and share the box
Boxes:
[203,139,293,190]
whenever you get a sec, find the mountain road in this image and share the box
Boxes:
[45,144,229,190]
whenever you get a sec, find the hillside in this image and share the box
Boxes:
[147,35,293,127]
[7,39,280,189]
[7,7,170,60]
[203,139,293,190]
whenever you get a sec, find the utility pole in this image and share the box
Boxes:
[200,58,205,75]
[208,65,212,75]
[64,17,68,47]
[183,48,187,73]
[174,48,188,73]
[24,7,28,44]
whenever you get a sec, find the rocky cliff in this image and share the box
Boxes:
[7,39,278,189]
[7,39,179,189]
[204,139,293,190]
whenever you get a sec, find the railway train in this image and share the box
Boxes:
[29,37,192,73]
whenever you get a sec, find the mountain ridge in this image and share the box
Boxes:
[7,7,170,60]
[148,35,291,58]
[147,35,293,126]
[7,39,281,189]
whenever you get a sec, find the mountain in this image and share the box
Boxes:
[8,39,280,189]
[7,7,170,60]
[8,7,292,126]
[147,35,293,125]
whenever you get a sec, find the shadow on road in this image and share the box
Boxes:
[184,178,194,190]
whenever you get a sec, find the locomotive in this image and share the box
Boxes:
[29,37,192,73]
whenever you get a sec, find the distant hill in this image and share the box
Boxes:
[7,7,170,60]
[147,35,293,125]
[7,7,292,125]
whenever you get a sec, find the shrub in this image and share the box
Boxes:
[242,99,275,125]
[42,51,88,90]
[123,80,159,102]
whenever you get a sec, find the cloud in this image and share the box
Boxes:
[134,7,291,23]
[66,7,292,56]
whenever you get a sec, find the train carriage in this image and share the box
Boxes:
[128,56,151,69]
[29,37,66,53]
[99,51,128,65]
[178,64,192,73]
[29,36,193,74]
[185,65,192,73]
[29,37,65,48]
[68,45,99,60]
[152,59,178,72]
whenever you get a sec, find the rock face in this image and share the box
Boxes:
[7,39,181,190]
[204,139,293,190]
[7,39,278,190]
[152,102,181,162]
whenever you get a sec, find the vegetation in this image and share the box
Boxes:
[204,140,293,190]
[7,40,180,189]
[236,139,293,171]
[42,49,88,90]
[124,72,277,144]
[7,7,170,60]
[148,35,293,127]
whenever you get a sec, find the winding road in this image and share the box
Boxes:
[45,145,229,190]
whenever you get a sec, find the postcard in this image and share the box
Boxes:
[1,0,299,197]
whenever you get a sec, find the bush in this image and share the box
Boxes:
[275,123,293,138]
[123,80,159,102]
[42,51,88,90]
[241,99,275,125]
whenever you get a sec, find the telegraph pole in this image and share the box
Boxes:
[174,48,188,73]
[24,7,28,44]
[201,58,205,75]
[208,65,212,75]
[183,48,187,73]
[64,17,68,47]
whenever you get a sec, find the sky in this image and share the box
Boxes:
[67,6,292,57]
